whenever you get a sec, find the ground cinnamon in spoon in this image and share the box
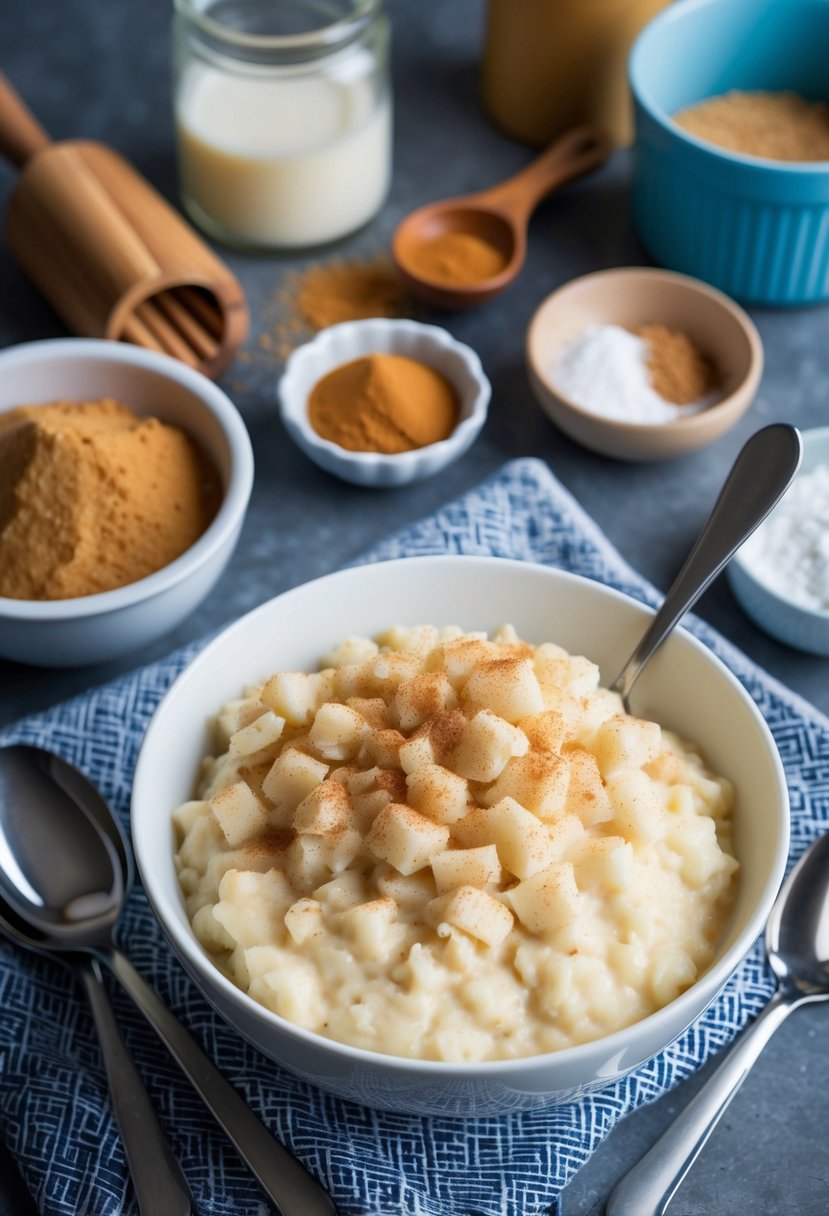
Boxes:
[405,231,507,286]
[308,354,459,454]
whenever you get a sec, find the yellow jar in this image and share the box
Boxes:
[481,0,668,147]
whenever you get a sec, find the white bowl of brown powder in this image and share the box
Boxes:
[0,339,253,667]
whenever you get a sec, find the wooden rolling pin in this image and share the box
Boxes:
[0,74,249,379]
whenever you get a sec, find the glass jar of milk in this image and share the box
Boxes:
[173,0,391,249]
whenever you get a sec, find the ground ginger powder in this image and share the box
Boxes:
[308,354,459,454]
[0,398,219,601]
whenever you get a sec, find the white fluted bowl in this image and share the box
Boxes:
[278,319,490,486]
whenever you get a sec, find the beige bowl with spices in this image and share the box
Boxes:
[279,319,491,487]
[527,267,762,461]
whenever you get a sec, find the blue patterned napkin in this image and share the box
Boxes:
[1,457,826,1216]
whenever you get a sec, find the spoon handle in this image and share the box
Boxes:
[78,959,192,1216]
[606,988,799,1216]
[476,125,612,222]
[107,948,337,1216]
[612,423,802,706]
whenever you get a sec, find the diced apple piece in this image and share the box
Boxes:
[606,769,664,841]
[365,803,450,875]
[572,836,633,892]
[452,797,556,879]
[427,886,513,947]
[451,710,528,782]
[284,897,324,945]
[229,710,285,758]
[433,637,498,686]
[172,799,210,840]
[339,896,398,961]
[284,829,362,890]
[431,844,501,893]
[313,869,367,911]
[376,624,439,656]
[321,636,379,667]
[375,865,437,908]
[478,751,568,818]
[394,672,458,731]
[406,764,469,825]
[346,697,391,729]
[308,702,368,761]
[505,862,581,935]
[518,711,567,755]
[192,903,235,950]
[214,868,294,947]
[247,948,324,1029]
[592,715,661,778]
[399,733,437,774]
[362,728,406,768]
[463,657,544,724]
[262,749,329,825]
[210,781,269,847]
[566,748,613,825]
[293,780,352,835]
[260,670,333,726]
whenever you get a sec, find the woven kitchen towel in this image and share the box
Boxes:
[1,457,826,1216]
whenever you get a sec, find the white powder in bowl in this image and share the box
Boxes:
[740,463,829,612]
[550,323,711,425]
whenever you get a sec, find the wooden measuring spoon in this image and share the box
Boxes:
[392,126,612,309]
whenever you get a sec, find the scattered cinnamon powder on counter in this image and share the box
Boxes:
[633,324,719,404]
[0,398,219,600]
[259,256,415,361]
[404,231,507,287]
[308,354,459,454]
[674,91,829,161]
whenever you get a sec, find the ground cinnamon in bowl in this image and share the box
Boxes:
[308,354,459,454]
[674,91,829,161]
[0,398,220,600]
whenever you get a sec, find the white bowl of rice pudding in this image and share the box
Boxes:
[132,556,788,1117]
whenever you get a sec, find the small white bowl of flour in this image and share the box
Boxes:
[729,427,829,655]
[526,267,762,461]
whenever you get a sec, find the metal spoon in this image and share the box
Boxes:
[607,831,829,1216]
[0,743,336,1216]
[0,745,191,1214]
[612,423,803,711]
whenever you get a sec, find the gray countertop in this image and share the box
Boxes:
[1,1,828,1213]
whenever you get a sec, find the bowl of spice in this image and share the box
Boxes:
[0,338,253,667]
[630,0,829,305]
[526,267,762,461]
[278,319,490,487]
[728,427,829,656]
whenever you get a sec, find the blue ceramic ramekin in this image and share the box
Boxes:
[630,0,829,306]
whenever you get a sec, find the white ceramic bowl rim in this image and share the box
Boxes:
[527,267,762,434]
[731,424,829,619]
[134,555,789,1078]
[630,0,829,174]
[279,319,489,468]
[0,339,254,622]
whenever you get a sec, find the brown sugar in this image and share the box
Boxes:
[633,325,719,405]
[674,91,829,162]
[308,354,459,454]
[0,397,219,601]
[404,232,507,286]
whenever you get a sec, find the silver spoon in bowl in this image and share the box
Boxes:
[607,831,829,1216]
[612,423,802,711]
[0,743,336,1216]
